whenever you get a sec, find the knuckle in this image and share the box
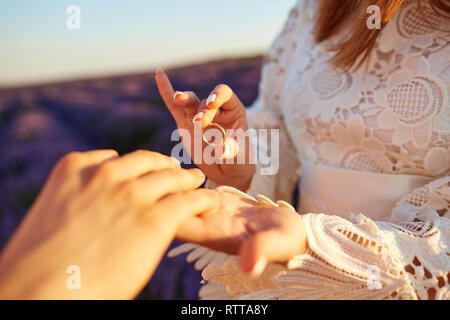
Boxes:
[104,149,119,157]
[186,190,204,203]
[200,188,219,199]
[132,149,152,157]
[57,152,84,171]
[180,189,202,201]
[195,189,217,202]
[134,150,168,162]
[169,191,190,203]
[95,161,116,179]
[120,182,141,200]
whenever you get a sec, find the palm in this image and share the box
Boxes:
[177,108,251,187]
[177,187,305,260]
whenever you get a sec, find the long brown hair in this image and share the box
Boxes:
[315,0,450,71]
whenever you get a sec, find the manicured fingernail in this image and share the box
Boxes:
[206,94,216,107]
[192,112,204,125]
[250,258,266,278]
[174,91,184,99]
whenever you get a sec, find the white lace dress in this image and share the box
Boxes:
[170,0,450,300]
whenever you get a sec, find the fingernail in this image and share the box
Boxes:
[174,91,184,99]
[170,157,181,167]
[206,94,216,107]
[250,258,266,278]
[156,68,164,74]
[192,112,204,125]
[187,91,197,100]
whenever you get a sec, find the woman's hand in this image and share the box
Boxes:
[0,150,219,299]
[176,187,307,276]
[155,70,255,191]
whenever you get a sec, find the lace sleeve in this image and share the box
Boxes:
[201,178,450,300]
[243,1,311,200]
[202,212,449,300]
[198,177,450,300]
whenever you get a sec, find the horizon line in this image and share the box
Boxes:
[0,52,264,91]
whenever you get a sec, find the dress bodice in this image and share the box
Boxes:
[276,0,449,178]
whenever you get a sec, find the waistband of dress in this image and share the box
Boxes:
[298,158,433,221]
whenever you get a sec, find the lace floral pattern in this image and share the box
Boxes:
[282,0,449,178]
[201,212,449,300]
[391,176,450,222]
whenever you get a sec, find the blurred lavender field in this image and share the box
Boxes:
[0,56,262,299]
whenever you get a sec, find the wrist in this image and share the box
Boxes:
[236,165,256,192]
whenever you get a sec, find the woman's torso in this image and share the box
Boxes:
[278,0,449,219]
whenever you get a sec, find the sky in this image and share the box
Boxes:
[0,0,296,87]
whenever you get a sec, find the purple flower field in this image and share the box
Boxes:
[0,56,262,299]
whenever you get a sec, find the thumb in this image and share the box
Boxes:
[238,230,281,277]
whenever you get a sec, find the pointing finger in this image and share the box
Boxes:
[155,69,185,123]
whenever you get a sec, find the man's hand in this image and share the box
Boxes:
[0,150,218,299]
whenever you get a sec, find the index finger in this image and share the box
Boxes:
[155,69,185,120]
